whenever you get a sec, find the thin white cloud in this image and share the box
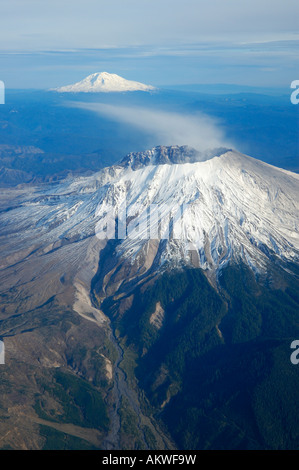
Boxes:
[1,0,299,51]
[69,102,233,151]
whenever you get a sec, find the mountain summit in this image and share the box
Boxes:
[120,145,231,170]
[54,72,156,93]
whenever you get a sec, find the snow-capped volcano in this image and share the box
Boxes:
[54,72,156,93]
[96,146,299,274]
[1,146,298,278]
[0,144,298,321]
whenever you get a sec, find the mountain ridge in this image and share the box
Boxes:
[120,145,232,169]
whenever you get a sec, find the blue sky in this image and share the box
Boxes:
[0,0,298,89]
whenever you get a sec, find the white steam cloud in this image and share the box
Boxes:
[69,102,233,151]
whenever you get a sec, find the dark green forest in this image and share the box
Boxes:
[102,263,299,449]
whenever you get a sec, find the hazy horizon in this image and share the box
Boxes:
[1,0,298,90]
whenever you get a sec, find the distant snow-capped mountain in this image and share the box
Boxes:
[54,72,156,93]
